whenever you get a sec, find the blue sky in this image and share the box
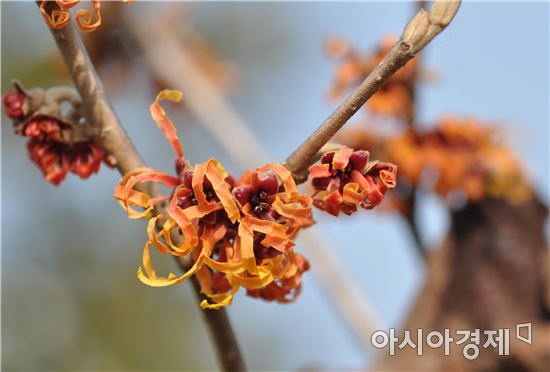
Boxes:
[2,2,548,370]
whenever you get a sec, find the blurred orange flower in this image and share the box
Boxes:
[326,35,417,118]
[339,117,533,206]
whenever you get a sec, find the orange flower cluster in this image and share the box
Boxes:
[40,0,132,32]
[3,90,112,185]
[387,117,532,203]
[115,90,314,309]
[326,36,416,118]
[309,146,397,216]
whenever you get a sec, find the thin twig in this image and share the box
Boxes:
[284,0,461,177]
[123,8,385,352]
[39,3,246,371]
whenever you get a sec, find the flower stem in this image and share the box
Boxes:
[39,3,246,371]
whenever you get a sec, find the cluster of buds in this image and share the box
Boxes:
[2,82,113,185]
[326,36,417,118]
[387,117,532,203]
[39,0,132,32]
[115,91,314,308]
[308,146,397,216]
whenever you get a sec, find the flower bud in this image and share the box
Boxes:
[3,92,26,119]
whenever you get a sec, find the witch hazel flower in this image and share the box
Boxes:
[115,90,314,309]
[3,83,113,185]
[3,91,27,120]
[308,146,397,216]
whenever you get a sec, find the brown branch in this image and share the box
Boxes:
[39,3,245,372]
[284,0,461,177]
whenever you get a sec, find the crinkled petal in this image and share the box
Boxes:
[363,176,385,209]
[332,146,354,171]
[55,0,80,10]
[75,0,101,32]
[342,182,366,205]
[235,266,274,290]
[147,214,170,254]
[206,160,240,223]
[150,89,184,160]
[199,275,240,310]
[114,167,179,219]
[166,186,200,252]
[324,190,344,216]
[380,167,398,188]
[137,241,199,287]
[40,1,70,30]
[308,163,331,179]
[237,222,257,274]
[258,163,297,201]
[191,162,216,208]
[272,195,312,220]
[243,215,293,253]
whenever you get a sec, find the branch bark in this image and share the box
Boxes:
[284,0,461,177]
[39,3,245,371]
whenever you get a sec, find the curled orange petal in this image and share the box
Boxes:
[114,168,179,219]
[234,266,274,290]
[150,90,184,160]
[237,222,257,274]
[137,241,199,287]
[272,195,313,220]
[242,212,293,253]
[332,146,354,171]
[199,275,240,310]
[55,0,80,10]
[258,163,298,200]
[380,167,398,188]
[206,160,240,223]
[364,176,385,208]
[324,190,344,216]
[342,183,365,205]
[308,163,331,179]
[40,1,71,30]
[147,214,170,254]
[75,0,101,32]
[166,186,200,252]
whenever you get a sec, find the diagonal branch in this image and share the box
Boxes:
[38,3,246,371]
[284,0,461,177]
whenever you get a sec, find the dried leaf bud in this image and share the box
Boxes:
[402,0,461,54]
[402,9,430,51]
[429,0,461,27]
